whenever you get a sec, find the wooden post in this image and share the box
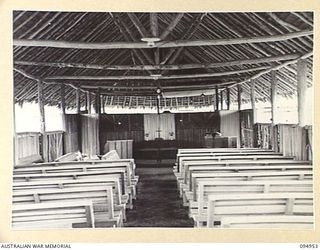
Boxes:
[60,84,66,154]
[220,90,223,110]
[250,80,256,124]
[237,84,241,111]
[271,71,277,125]
[237,84,242,147]
[38,80,47,162]
[226,87,230,110]
[75,88,82,152]
[76,88,81,114]
[101,95,105,113]
[60,84,66,114]
[270,70,278,151]
[86,91,91,114]
[297,59,308,126]
[215,86,219,111]
[95,89,101,114]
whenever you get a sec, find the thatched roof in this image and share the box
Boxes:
[13,11,313,109]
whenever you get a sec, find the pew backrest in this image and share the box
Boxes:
[206,192,313,227]
[219,215,314,229]
[12,200,95,229]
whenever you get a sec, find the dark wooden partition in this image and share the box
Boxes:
[175,112,220,148]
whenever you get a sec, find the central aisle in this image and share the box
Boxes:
[124,167,194,227]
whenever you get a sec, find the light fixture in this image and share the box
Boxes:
[141,37,161,47]
[150,74,162,80]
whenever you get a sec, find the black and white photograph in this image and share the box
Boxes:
[10,10,315,233]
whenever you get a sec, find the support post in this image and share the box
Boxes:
[86,91,91,114]
[38,79,47,162]
[76,88,81,114]
[237,84,242,147]
[270,70,278,151]
[226,87,230,110]
[237,84,242,111]
[75,88,82,152]
[250,80,256,124]
[220,90,223,110]
[215,86,219,111]
[297,59,308,126]
[60,84,66,154]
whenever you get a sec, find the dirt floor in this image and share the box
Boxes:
[124,167,194,227]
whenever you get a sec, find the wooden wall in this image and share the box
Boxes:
[219,110,240,147]
[99,114,144,151]
[64,114,79,153]
[15,132,41,164]
[81,114,100,156]
[175,112,220,148]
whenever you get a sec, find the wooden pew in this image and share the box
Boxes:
[175,151,283,173]
[188,170,313,195]
[13,177,128,221]
[178,157,304,180]
[184,166,313,202]
[219,215,314,229]
[179,161,311,197]
[12,200,95,229]
[13,162,137,200]
[12,169,135,209]
[205,193,313,228]
[189,179,313,223]
[13,185,123,227]
[178,148,274,154]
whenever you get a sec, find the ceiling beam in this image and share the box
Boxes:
[160,13,184,40]
[127,13,150,38]
[13,67,95,95]
[13,53,300,70]
[44,65,270,81]
[75,81,236,90]
[13,29,313,50]
[225,51,313,89]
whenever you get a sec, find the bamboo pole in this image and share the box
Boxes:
[215,86,219,111]
[13,29,313,49]
[250,80,256,124]
[14,53,300,71]
[44,65,269,81]
[270,70,278,151]
[226,87,230,110]
[37,79,47,162]
[297,59,308,126]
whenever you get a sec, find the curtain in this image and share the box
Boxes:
[81,114,100,156]
[144,113,176,140]
[219,111,240,147]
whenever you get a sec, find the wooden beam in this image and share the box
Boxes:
[76,88,81,113]
[127,13,149,38]
[150,13,159,37]
[160,13,184,40]
[226,87,230,110]
[79,81,235,90]
[226,51,313,89]
[297,59,308,126]
[13,29,313,49]
[150,13,160,65]
[215,86,219,111]
[220,90,224,110]
[237,84,242,111]
[37,79,47,162]
[86,91,91,114]
[60,83,66,114]
[44,65,269,81]
[270,70,278,125]
[14,53,300,71]
[270,70,278,151]
[250,80,256,124]
[13,54,301,71]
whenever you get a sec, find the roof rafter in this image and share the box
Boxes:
[14,53,300,71]
[13,29,312,50]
